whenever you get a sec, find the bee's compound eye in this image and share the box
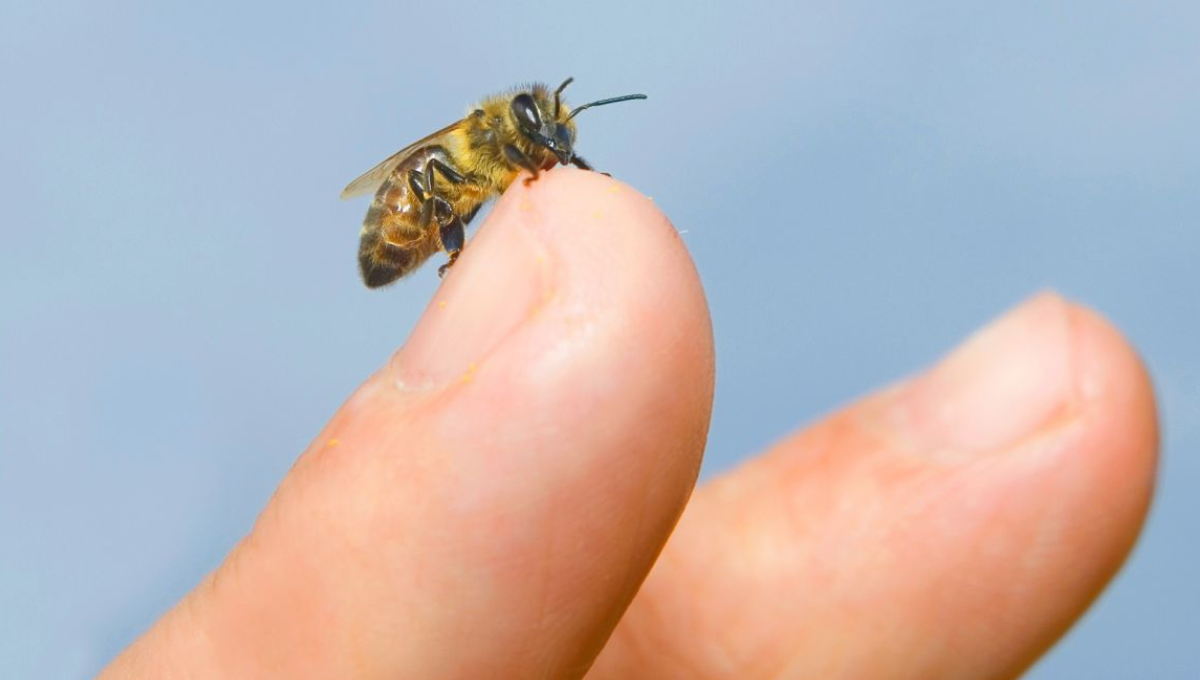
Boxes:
[511,93,542,132]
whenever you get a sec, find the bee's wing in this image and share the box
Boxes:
[339,121,465,200]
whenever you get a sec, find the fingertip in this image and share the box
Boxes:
[392,167,710,393]
[497,167,699,308]
[1070,301,1159,458]
[1063,299,1159,555]
[300,168,713,677]
[431,164,714,528]
[520,168,713,401]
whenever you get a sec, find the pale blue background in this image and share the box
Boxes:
[1,1,1197,677]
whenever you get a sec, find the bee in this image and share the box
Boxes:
[340,78,646,287]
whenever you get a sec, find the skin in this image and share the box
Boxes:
[98,168,1158,680]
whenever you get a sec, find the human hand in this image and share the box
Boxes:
[98,169,1157,680]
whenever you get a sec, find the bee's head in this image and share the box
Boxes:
[510,79,646,167]
[510,88,575,166]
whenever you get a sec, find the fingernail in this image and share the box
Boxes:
[390,199,552,390]
[884,293,1077,454]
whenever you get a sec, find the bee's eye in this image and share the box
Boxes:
[511,94,542,132]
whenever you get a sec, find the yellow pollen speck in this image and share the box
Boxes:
[591,211,602,219]
[520,199,533,210]
[327,439,340,448]
[530,288,555,314]
[437,300,447,309]
[608,185,619,193]
[460,363,478,384]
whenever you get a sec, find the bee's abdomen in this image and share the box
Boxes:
[356,225,417,287]
[358,162,438,287]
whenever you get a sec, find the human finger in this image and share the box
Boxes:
[99,168,714,680]
[591,294,1157,680]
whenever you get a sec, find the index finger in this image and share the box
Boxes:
[99,168,715,680]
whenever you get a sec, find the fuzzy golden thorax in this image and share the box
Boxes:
[454,83,580,193]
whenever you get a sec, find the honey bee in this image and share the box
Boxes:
[340,78,646,287]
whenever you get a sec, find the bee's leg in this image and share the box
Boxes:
[416,196,435,230]
[570,155,612,177]
[437,213,466,279]
[413,163,447,230]
[503,144,542,186]
[435,202,481,278]
[418,155,472,278]
[418,193,460,278]
[416,187,453,234]
[421,159,467,208]
[460,202,482,226]
[407,169,430,202]
[424,161,439,201]
[428,158,467,185]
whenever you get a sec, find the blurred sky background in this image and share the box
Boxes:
[1,1,1197,677]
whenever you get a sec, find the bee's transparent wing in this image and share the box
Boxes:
[339,121,464,200]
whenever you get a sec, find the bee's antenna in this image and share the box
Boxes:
[566,93,648,121]
[554,77,574,118]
